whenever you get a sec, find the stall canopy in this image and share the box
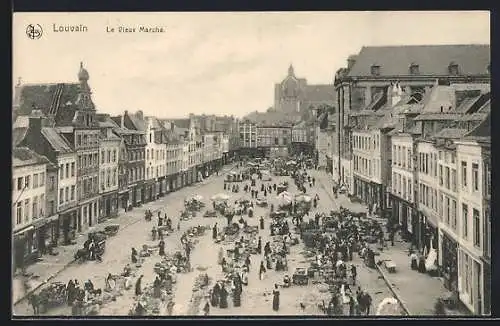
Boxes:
[187,194,204,201]
[211,193,231,201]
[376,297,402,316]
[295,194,312,202]
[276,191,293,205]
[286,160,297,165]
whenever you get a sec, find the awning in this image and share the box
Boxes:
[32,215,59,229]
[13,225,34,236]
[59,205,79,215]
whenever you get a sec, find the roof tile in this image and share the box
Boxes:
[348,44,490,77]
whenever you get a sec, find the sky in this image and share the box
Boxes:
[13,11,490,118]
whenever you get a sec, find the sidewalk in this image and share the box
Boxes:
[12,202,160,305]
[375,239,458,315]
[311,169,461,316]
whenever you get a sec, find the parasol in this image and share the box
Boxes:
[286,160,297,165]
[276,191,293,205]
[211,193,231,201]
[376,297,402,316]
[295,194,312,202]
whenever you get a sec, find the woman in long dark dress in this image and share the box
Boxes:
[131,248,138,263]
[211,282,221,307]
[257,237,262,254]
[212,223,218,239]
[135,275,144,296]
[219,285,229,308]
[159,240,165,256]
[272,284,280,311]
[259,261,267,280]
[260,217,265,230]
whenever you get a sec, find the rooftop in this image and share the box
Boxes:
[348,44,490,77]
[13,147,50,167]
[41,127,74,153]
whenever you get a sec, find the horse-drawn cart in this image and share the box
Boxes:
[37,281,67,312]
[104,224,120,236]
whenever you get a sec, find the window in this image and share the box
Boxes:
[17,177,23,190]
[32,197,38,219]
[472,163,479,191]
[444,196,450,224]
[407,149,412,169]
[409,63,419,75]
[461,161,467,187]
[16,201,22,225]
[445,167,450,189]
[439,165,443,186]
[473,208,480,247]
[451,200,457,230]
[107,150,111,163]
[40,194,45,216]
[439,193,443,218]
[71,185,75,200]
[71,163,75,177]
[24,199,30,222]
[371,64,381,76]
[274,138,279,145]
[77,134,82,146]
[25,175,31,189]
[448,62,459,75]
[402,150,406,168]
[101,150,105,164]
[49,176,55,191]
[59,188,64,204]
[462,204,468,239]
[65,187,69,203]
[33,174,39,188]
[113,150,117,162]
[65,164,69,178]
[451,169,457,192]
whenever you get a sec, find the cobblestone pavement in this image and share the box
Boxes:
[13,165,456,316]
[12,164,235,316]
[311,169,464,316]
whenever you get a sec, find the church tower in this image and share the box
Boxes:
[75,62,96,127]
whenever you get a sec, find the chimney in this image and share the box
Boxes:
[347,55,357,70]
[136,110,144,120]
[121,112,125,128]
[29,109,44,133]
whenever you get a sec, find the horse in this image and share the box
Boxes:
[28,294,41,315]
[74,248,89,262]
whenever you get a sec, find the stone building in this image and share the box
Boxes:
[334,44,491,192]
[12,147,49,270]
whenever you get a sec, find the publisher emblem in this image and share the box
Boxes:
[26,24,43,40]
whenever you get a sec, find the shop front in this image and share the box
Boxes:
[99,191,119,221]
[389,193,418,245]
[131,183,144,207]
[58,206,78,245]
[419,211,439,254]
[33,214,59,256]
[159,176,166,196]
[440,229,459,292]
[118,189,130,212]
[13,224,35,272]
[143,180,155,203]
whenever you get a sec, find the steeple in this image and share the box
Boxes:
[75,61,95,114]
[288,64,295,77]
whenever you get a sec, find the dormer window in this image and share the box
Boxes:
[371,64,381,76]
[409,63,420,75]
[448,62,459,76]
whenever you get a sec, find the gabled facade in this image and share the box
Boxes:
[97,115,121,220]
[12,147,49,269]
